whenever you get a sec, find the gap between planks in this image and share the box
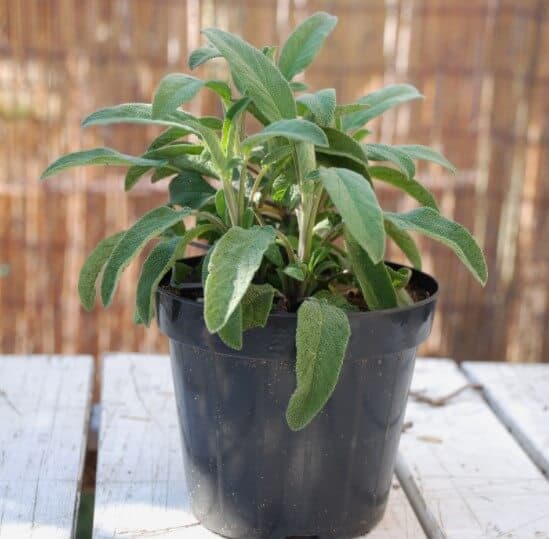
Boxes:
[461,361,549,477]
[396,358,549,539]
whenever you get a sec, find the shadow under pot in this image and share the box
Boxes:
[156,261,438,539]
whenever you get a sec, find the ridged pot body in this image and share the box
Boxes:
[157,265,438,538]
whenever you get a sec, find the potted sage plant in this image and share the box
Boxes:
[42,12,487,538]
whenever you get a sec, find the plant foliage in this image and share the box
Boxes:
[42,12,487,431]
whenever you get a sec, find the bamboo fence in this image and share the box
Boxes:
[1,0,548,365]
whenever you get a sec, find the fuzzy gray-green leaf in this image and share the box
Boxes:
[319,167,385,263]
[188,47,221,69]
[278,12,338,80]
[204,226,276,332]
[342,84,423,130]
[316,127,370,180]
[125,165,153,191]
[345,229,398,310]
[78,231,125,311]
[364,144,416,179]
[385,207,488,285]
[368,165,439,210]
[297,88,336,126]
[218,305,243,349]
[384,219,422,270]
[152,74,204,119]
[136,237,182,325]
[242,119,328,151]
[286,298,350,431]
[241,283,275,330]
[82,103,195,129]
[41,148,164,179]
[169,172,215,208]
[101,206,190,307]
[203,28,296,122]
[396,145,456,174]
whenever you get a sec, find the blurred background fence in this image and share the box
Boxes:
[1,0,548,364]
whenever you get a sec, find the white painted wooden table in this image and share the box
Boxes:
[1,354,548,538]
[0,355,93,539]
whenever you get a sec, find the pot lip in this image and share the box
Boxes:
[157,259,439,320]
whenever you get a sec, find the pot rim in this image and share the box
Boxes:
[157,259,439,319]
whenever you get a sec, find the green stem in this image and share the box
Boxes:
[195,211,228,233]
[238,163,247,222]
[275,230,297,263]
[249,166,269,206]
[222,173,240,227]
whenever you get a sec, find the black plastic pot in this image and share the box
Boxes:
[157,263,438,539]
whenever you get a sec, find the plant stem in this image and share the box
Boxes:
[238,162,247,221]
[249,166,269,206]
[195,211,228,232]
[222,173,240,227]
[275,230,297,263]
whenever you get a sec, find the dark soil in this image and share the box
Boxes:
[160,280,430,313]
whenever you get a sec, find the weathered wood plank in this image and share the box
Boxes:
[0,355,94,539]
[93,353,424,538]
[397,358,549,539]
[462,362,549,476]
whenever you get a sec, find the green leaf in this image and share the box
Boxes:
[345,229,398,310]
[335,102,370,117]
[396,145,456,174]
[144,143,203,160]
[264,243,284,267]
[283,262,307,282]
[261,144,292,165]
[204,226,276,332]
[204,80,232,103]
[364,144,415,179]
[385,207,488,285]
[168,154,218,178]
[297,88,336,126]
[286,298,350,431]
[199,116,224,130]
[316,127,370,179]
[368,165,439,210]
[386,266,412,289]
[152,167,177,182]
[225,97,252,121]
[152,74,204,119]
[242,119,328,151]
[169,172,216,208]
[214,189,227,221]
[136,236,183,325]
[384,219,422,270]
[203,28,296,122]
[125,165,153,191]
[222,97,252,153]
[313,290,358,311]
[241,283,275,330]
[318,167,385,263]
[351,128,371,142]
[101,206,190,307]
[278,12,338,80]
[189,46,221,69]
[82,103,195,129]
[41,148,164,179]
[289,81,309,92]
[342,84,424,130]
[148,127,191,150]
[218,305,243,350]
[78,232,125,311]
[124,144,206,191]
